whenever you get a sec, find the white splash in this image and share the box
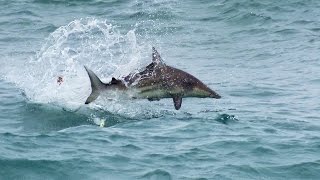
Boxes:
[3,18,170,118]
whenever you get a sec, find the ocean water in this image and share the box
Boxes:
[0,0,320,179]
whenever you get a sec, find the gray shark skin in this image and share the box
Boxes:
[84,47,221,110]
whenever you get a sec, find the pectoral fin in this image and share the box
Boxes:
[173,97,182,110]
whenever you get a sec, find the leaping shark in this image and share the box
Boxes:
[84,47,221,110]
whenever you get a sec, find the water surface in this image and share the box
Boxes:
[0,0,320,179]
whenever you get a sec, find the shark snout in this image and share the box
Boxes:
[210,92,221,99]
[207,87,221,99]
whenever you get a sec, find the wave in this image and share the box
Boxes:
[4,10,40,18]
[0,158,111,180]
[141,169,172,180]
[262,160,320,179]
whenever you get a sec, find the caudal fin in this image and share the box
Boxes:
[84,66,105,104]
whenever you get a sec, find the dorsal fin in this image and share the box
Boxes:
[152,47,164,65]
[141,47,165,72]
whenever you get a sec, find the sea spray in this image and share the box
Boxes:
[4,18,172,118]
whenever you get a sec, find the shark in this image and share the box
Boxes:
[84,47,221,110]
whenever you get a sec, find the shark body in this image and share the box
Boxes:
[84,47,221,110]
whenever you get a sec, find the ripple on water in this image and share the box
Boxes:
[121,144,142,151]
[5,10,40,18]
[221,164,261,179]
[274,28,300,35]
[251,146,277,156]
[141,169,172,180]
[0,158,89,180]
[263,128,277,134]
[262,160,320,179]
[214,113,238,124]
[35,24,58,33]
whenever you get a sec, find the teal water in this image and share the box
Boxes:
[1,0,320,179]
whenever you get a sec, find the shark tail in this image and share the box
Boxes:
[84,66,106,104]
